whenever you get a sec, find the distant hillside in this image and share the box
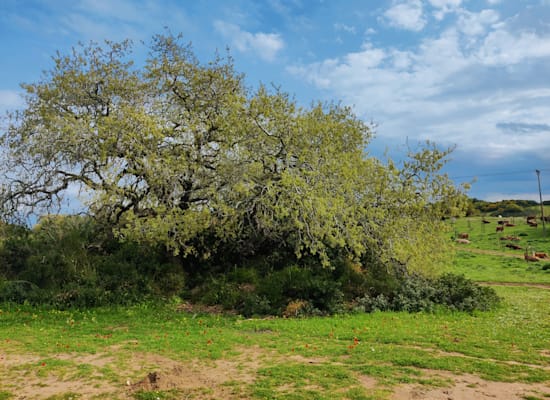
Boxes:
[467,198,550,217]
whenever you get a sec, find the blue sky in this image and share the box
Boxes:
[1,0,550,202]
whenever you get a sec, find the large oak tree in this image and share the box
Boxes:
[0,33,467,272]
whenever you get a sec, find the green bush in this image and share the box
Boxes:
[189,264,346,316]
[0,280,43,304]
[434,273,500,312]
[257,265,345,316]
[392,273,437,312]
[354,273,500,313]
[354,293,391,313]
[0,216,500,314]
[0,224,32,279]
[0,217,185,307]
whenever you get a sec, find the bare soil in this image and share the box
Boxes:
[459,247,526,259]
[479,281,550,289]
[2,346,550,399]
[391,371,550,400]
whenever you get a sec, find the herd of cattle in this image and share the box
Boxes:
[455,216,549,262]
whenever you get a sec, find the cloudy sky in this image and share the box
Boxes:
[1,0,550,201]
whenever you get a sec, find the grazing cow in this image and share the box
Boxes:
[496,226,504,232]
[505,244,522,250]
[458,233,469,239]
[527,215,536,220]
[524,253,540,262]
[535,252,549,259]
[455,239,470,244]
[482,219,491,224]
[501,235,521,241]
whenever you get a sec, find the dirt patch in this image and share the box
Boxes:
[479,281,550,290]
[128,346,264,398]
[357,374,378,389]
[3,347,549,399]
[56,352,115,368]
[458,247,525,259]
[287,354,328,364]
[399,344,550,371]
[391,371,550,400]
[9,375,121,399]
[0,352,122,399]
[0,346,266,399]
[0,352,42,367]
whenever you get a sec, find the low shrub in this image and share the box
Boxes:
[392,273,437,312]
[354,273,500,313]
[0,217,500,314]
[0,280,43,304]
[257,265,345,316]
[434,273,500,312]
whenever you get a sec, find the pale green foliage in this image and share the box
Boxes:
[0,33,467,272]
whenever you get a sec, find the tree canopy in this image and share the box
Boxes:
[0,33,468,273]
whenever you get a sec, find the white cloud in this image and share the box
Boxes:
[457,9,499,36]
[383,0,426,32]
[0,90,23,112]
[334,23,357,34]
[288,12,550,163]
[214,20,284,62]
[429,0,463,20]
[478,30,550,66]
[428,0,462,7]
[5,0,192,44]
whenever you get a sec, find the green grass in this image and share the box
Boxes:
[451,251,550,283]
[447,216,550,283]
[450,216,550,252]
[1,217,549,399]
[1,285,549,399]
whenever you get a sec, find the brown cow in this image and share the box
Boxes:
[500,235,521,241]
[505,244,522,250]
[535,252,549,259]
[525,254,540,262]
[496,226,504,232]
[458,233,469,239]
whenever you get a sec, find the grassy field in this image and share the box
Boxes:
[449,215,550,283]
[0,216,549,399]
